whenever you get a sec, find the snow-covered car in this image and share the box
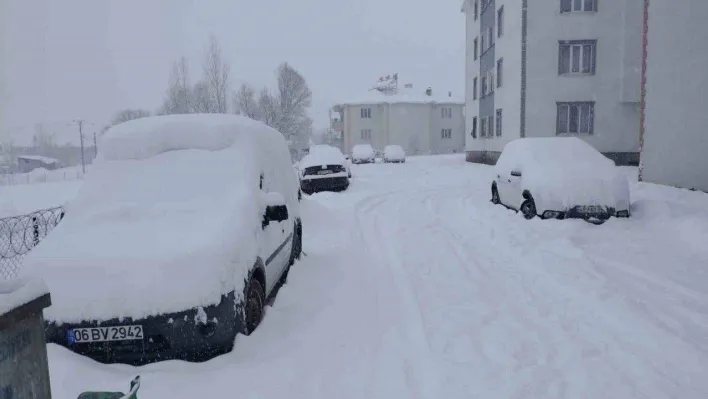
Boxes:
[491,137,630,224]
[383,145,406,163]
[299,145,351,194]
[351,144,376,164]
[20,114,303,365]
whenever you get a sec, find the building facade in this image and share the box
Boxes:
[331,90,465,156]
[462,0,642,165]
[640,0,708,191]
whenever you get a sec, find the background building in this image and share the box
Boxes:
[462,0,642,165]
[640,0,708,192]
[331,86,465,156]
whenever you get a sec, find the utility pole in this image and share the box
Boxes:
[76,119,86,174]
[93,132,98,159]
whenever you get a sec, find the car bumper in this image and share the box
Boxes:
[352,158,375,164]
[301,176,349,192]
[45,292,242,365]
[541,206,629,221]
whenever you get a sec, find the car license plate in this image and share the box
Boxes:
[68,325,144,344]
[317,170,333,175]
[578,205,603,213]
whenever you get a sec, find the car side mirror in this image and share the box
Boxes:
[262,192,288,228]
[510,170,522,177]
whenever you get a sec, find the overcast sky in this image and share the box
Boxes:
[1,0,465,145]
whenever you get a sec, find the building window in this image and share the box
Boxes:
[481,34,486,54]
[360,108,372,118]
[497,6,504,37]
[496,109,502,136]
[487,27,494,50]
[441,128,452,139]
[480,117,487,137]
[361,129,372,140]
[441,107,452,118]
[559,40,596,75]
[471,116,477,138]
[474,38,478,60]
[561,0,597,13]
[496,58,503,88]
[481,76,487,97]
[487,116,494,138]
[557,102,594,134]
[473,77,478,100]
[474,0,478,20]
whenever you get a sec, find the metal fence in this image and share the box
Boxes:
[0,207,65,280]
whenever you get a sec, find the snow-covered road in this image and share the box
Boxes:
[48,155,708,398]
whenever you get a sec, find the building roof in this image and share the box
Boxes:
[334,89,464,107]
[16,155,60,164]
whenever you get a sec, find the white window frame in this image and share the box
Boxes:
[561,0,597,13]
[361,129,372,140]
[360,108,372,118]
[558,40,596,75]
[556,102,595,134]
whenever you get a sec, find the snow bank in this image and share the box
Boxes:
[496,137,630,212]
[0,277,48,316]
[20,114,299,322]
[384,145,406,161]
[334,89,464,106]
[352,144,375,160]
[300,145,347,168]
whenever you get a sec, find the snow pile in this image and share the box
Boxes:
[20,114,298,322]
[495,137,630,212]
[300,145,347,168]
[0,277,49,316]
[334,89,464,106]
[17,155,60,165]
[384,145,406,161]
[0,164,87,186]
[352,144,376,160]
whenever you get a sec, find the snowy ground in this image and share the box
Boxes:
[0,180,82,218]
[39,155,708,398]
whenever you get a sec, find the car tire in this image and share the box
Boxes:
[520,199,537,220]
[491,185,500,204]
[244,277,265,335]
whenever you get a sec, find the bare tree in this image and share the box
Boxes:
[202,35,230,113]
[233,84,260,119]
[159,57,192,115]
[274,62,312,138]
[257,88,279,127]
[111,109,150,126]
[190,81,213,113]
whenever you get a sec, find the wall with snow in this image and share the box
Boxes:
[429,103,466,154]
[465,0,523,154]
[524,0,640,156]
[642,0,708,192]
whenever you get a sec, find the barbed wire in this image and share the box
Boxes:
[0,207,65,280]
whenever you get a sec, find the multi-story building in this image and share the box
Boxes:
[462,0,642,165]
[330,88,465,156]
[640,0,708,191]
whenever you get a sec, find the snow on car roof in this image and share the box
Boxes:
[16,155,60,164]
[301,145,346,167]
[384,145,405,157]
[21,114,291,322]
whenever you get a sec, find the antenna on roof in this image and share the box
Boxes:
[370,73,399,95]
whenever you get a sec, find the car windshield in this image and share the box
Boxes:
[2,1,706,398]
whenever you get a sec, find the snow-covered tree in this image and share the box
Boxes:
[202,35,230,113]
[111,109,150,126]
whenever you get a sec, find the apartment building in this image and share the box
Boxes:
[462,0,642,165]
[640,0,708,191]
[330,88,465,156]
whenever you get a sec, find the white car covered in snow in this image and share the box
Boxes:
[299,145,351,194]
[20,114,303,365]
[491,137,630,223]
[383,145,406,163]
[351,144,376,164]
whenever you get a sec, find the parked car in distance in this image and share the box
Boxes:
[491,137,630,224]
[20,114,303,365]
[299,145,351,194]
[352,144,376,164]
[383,145,406,163]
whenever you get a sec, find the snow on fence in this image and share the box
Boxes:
[0,207,65,280]
[0,165,88,186]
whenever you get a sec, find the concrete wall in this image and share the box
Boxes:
[430,104,466,154]
[641,0,708,191]
[525,0,640,156]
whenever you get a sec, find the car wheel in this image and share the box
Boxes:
[520,200,537,220]
[244,278,265,335]
[491,186,500,204]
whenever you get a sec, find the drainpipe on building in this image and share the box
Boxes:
[638,0,650,182]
